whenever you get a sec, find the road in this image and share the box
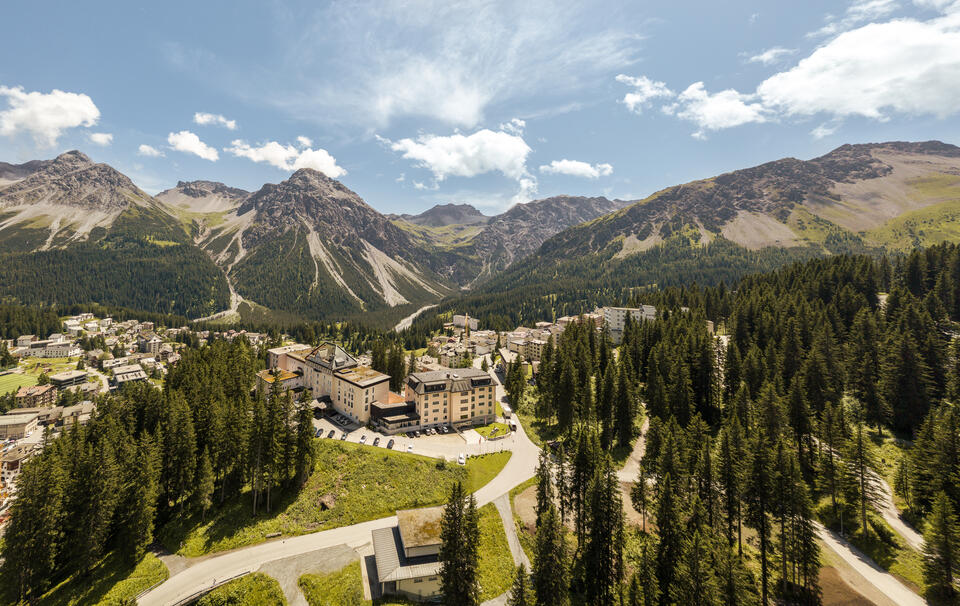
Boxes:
[815,522,925,606]
[140,363,538,606]
[874,470,924,551]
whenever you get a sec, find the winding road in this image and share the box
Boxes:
[140,364,538,606]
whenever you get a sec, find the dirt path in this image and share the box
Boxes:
[873,472,924,551]
[815,522,924,606]
[493,494,530,570]
[617,416,649,483]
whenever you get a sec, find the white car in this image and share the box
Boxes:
[458,453,466,466]
[407,444,414,453]
[359,435,367,445]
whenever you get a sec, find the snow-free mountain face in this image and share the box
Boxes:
[394,203,489,227]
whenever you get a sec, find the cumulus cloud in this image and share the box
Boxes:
[383,129,532,182]
[758,17,960,120]
[297,135,313,147]
[539,159,613,179]
[193,112,237,130]
[745,47,797,65]
[168,130,219,161]
[0,85,100,147]
[499,118,525,136]
[381,126,537,204]
[224,138,346,178]
[663,83,769,139]
[615,74,674,114]
[628,3,960,139]
[138,144,165,157]
[88,132,113,146]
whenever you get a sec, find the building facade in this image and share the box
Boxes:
[405,368,495,429]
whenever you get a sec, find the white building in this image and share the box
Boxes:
[601,305,657,335]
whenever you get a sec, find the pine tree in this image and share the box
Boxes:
[508,564,532,606]
[294,398,316,488]
[583,460,625,606]
[671,529,720,606]
[535,450,554,524]
[923,491,960,601]
[745,427,773,605]
[615,355,637,447]
[655,472,683,602]
[440,482,480,606]
[845,402,883,536]
[532,504,569,606]
[119,432,160,561]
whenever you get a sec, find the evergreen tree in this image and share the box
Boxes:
[671,530,720,606]
[582,460,625,606]
[440,482,480,606]
[923,491,960,601]
[532,504,569,606]
[294,397,316,488]
[508,564,532,606]
[193,447,215,522]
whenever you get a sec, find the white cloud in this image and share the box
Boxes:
[384,129,532,182]
[499,118,525,136]
[297,135,312,147]
[224,139,346,178]
[757,17,960,120]
[137,144,165,157]
[382,126,537,203]
[266,0,644,127]
[663,83,769,139]
[0,85,100,147]
[168,130,219,161]
[811,0,900,37]
[745,47,797,65]
[811,122,840,139]
[88,132,113,146]
[193,112,237,130]
[539,159,613,179]
[615,74,674,114]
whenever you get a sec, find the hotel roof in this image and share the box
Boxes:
[335,366,389,387]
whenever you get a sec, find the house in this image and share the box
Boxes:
[1,445,37,487]
[138,333,162,355]
[370,392,421,435]
[15,384,57,408]
[62,401,95,427]
[112,364,148,387]
[16,335,36,348]
[256,368,304,394]
[49,370,88,389]
[405,368,495,429]
[371,506,444,600]
[8,406,63,426]
[0,413,39,440]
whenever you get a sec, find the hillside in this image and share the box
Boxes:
[420,141,960,329]
[0,151,229,317]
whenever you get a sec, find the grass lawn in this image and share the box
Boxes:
[297,504,513,605]
[0,372,36,396]
[196,572,286,606]
[8,552,169,606]
[870,431,914,514]
[159,442,511,557]
[474,422,511,440]
[509,477,538,562]
[299,561,366,606]
[20,357,80,376]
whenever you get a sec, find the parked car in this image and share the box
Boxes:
[387,438,395,449]
[426,428,434,436]
[414,430,422,438]
[315,428,321,437]
[457,453,466,466]
[373,437,381,447]
[327,430,336,439]
[341,432,348,441]
[359,435,367,445]
[407,444,414,453]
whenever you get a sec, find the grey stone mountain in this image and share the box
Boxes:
[394,203,490,227]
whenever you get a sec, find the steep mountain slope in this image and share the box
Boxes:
[161,169,454,323]
[394,195,630,284]
[394,203,489,227]
[0,151,229,317]
[422,141,960,329]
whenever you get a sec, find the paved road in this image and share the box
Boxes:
[140,364,538,606]
[815,522,924,606]
[874,471,924,551]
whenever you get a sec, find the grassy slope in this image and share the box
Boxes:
[0,372,37,395]
[196,572,287,606]
[159,442,510,557]
[19,553,169,606]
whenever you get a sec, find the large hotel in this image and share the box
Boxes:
[257,342,495,433]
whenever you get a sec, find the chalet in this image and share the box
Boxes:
[371,506,443,601]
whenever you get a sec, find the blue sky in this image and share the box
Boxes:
[2,0,960,214]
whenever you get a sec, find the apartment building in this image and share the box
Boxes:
[15,384,57,408]
[333,367,390,424]
[0,413,39,440]
[405,368,495,429]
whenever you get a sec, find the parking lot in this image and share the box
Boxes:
[311,413,516,461]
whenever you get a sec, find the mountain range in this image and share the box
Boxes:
[1,141,959,327]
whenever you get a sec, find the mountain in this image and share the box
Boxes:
[393,195,630,284]
[0,151,229,317]
[394,203,488,227]
[159,168,453,324]
[427,141,960,329]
